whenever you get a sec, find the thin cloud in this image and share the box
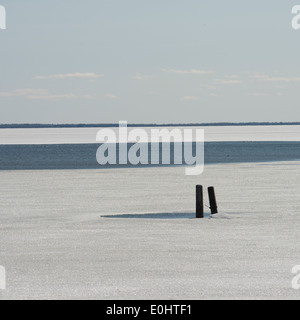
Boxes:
[83,95,94,100]
[248,92,267,97]
[16,89,50,96]
[34,73,104,80]
[254,74,300,82]
[199,84,218,90]
[0,92,14,97]
[132,73,148,80]
[213,78,243,85]
[224,75,240,79]
[28,93,77,101]
[0,88,78,101]
[181,96,199,101]
[105,93,119,100]
[163,69,213,75]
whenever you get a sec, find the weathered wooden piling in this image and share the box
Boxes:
[196,185,204,218]
[208,187,218,215]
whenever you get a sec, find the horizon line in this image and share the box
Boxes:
[0,122,300,129]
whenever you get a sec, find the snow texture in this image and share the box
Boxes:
[0,161,300,299]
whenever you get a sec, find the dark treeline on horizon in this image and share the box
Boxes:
[0,122,299,129]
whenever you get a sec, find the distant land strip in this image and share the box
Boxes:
[0,122,300,129]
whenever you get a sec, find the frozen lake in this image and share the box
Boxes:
[0,125,300,145]
[0,162,300,299]
[0,125,299,299]
[0,125,299,170]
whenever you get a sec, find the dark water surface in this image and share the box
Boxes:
[0,142,299,170]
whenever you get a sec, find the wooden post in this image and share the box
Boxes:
[196,185,204,218]
[208,187,218,214]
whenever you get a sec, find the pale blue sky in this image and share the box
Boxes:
[0,0,299,124]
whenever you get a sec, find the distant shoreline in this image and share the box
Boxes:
[0,122,300,129]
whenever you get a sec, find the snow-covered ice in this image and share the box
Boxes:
[0,125,300,145]
[0,161,300,299]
